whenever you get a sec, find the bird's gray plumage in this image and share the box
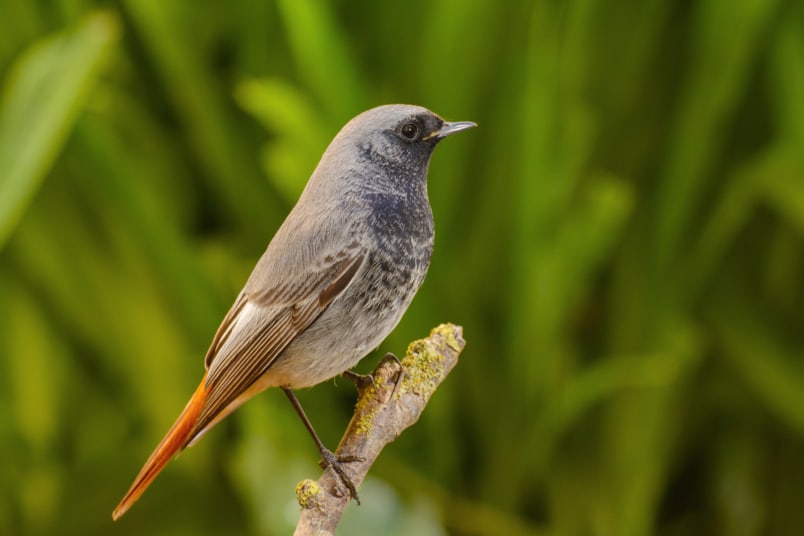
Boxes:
[112,105,475,520]
[186,104,474,442]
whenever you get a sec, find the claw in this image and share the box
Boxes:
[381,352,403,368]
[342,369,376,393]
[318,448,363,504]
[380,353,406,399]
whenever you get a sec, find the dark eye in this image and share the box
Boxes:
[400,122,420,141]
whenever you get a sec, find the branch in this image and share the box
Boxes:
[293,323,466,536]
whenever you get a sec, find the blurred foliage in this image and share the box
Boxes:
[0,0,802,535]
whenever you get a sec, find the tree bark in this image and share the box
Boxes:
[293,323,465,536]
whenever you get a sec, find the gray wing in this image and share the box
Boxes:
[190,240,365,437]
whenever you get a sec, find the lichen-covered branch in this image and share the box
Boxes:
[293,323,465,536]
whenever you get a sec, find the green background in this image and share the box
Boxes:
[1,1,803,535]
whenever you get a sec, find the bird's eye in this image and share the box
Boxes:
[400,123,420,141]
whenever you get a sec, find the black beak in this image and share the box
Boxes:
[436,121,477,139]
[424,120,477,141]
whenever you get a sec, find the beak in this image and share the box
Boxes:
[424,120,477,140]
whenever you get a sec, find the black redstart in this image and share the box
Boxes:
[112,104,475,519]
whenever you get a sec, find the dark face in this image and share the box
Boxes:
[373,111,446,171]
[343,105,474,196]
[389,112,445,147]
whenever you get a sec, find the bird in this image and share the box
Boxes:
[112,104,476,520]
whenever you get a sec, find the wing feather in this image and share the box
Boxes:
[189,250,364,439]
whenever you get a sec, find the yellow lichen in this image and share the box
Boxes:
[397,338,445,399]
[355,407,377,436]
[353,375,381,413]
[295,479,322,509]
[432,323,462,351]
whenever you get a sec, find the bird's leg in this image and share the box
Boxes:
[379,352,406,399]
[281,386,362,504]
[343,352,406,395]
[341,369,376,393]
[380,351,403,369]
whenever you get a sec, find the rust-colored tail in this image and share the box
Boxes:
[112,372,210,521]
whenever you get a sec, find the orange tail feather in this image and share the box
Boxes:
[112,372,210,521]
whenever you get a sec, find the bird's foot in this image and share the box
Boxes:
[343,353,406,399]
[341,369,376,393]
[318,448,363,504]
[379,352,403,369]
[380,352,406,399]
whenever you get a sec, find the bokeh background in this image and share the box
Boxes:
[1,0,803,535]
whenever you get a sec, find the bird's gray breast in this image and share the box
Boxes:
[350,189,434,319]
[324,190,433,365]
[269,190,434,388]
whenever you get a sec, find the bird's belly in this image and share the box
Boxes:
[265,255,426,388]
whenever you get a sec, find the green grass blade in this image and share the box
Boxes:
[275,0,365,122]
[0,11,118,251]
[652,0,779,267]
[708,293,804,436]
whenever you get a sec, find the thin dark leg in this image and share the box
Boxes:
[381,352,403,368]
[342,353,404,393]
[281,386,361,503]
[342,369,375,392]
[380,352,406,399]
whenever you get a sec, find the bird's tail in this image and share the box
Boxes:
[112,372,210,521]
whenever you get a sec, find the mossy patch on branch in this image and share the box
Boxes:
[355,407,377,436]
[397,327,451,399]
[295,479,323,509]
